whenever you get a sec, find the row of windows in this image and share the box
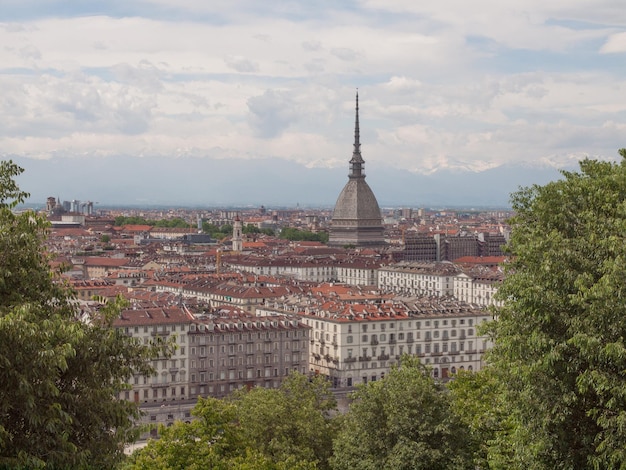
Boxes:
[125,324,188,334]
[345,329,475,343]
[190,353,304,369]
[190,340,305,355]
[345,340,478,358]
[191,367,302,382]
[121,387,187,401]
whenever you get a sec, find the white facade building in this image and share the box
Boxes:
[377,262,460,297]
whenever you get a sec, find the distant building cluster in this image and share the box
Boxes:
[47,196,97,216]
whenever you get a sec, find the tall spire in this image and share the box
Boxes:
[349,90,364,179]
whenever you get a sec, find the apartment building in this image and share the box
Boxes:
[454,269,503,307]
[187,313,310,399]
[377,262,460,297]
[224,254,382,286]
[113,305,194,404]
[112,304,309,431]
[259,296,492,388]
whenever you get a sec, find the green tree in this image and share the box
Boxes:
[486,151,626,469]
[234,372,338,469]
[279,228,328,243]
[330,356,472,470]
[126,397,252,470]
[127,375,330,470]
[0,161,169,469]
[448,368,509,469]
[114,215,151,226]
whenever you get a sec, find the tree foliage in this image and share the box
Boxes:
[127,372,336,470]
[234,372,337,469]
[485,150,626,469]
[331,356,473,470]
[243,223,274,236]
[447,368,510,469]
[203,222,232,240]
[279,227,328,243]
[0,161,169,469]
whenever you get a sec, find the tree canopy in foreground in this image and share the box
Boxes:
[126,372,337,470]
[485,150,626,469]
[0,161,169,469]
[331,356,473,470]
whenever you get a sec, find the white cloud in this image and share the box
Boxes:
[600,32,626,53]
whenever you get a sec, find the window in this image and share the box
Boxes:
[347,336,353,343]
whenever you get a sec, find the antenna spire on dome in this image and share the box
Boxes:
[349,90,364,178]
[354,90,360,155]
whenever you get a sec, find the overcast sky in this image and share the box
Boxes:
[2,1,626,206]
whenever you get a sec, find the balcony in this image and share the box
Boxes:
[388,338,396,344]
[358,356,372,362]
[406,337,414,343]
[377,354,390,361]
[370,339,379,345]
[344,357,357,363]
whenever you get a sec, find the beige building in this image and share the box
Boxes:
[260,296,492,388]
[113,304,309,432]
[377,262,461,297]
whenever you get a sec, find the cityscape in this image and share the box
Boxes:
[39,96,510,436]
[4,0,626,467]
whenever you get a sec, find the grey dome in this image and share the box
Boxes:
[332,179,382,223]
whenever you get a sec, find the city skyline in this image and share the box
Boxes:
[3,1,626,206]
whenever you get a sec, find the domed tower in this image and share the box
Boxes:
[328,93,385,248]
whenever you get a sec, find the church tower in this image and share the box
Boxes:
[328,92,385,248]
[232,213,243,252]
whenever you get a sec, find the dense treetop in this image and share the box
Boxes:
[0,161,171,469]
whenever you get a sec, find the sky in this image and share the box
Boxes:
[2,0,626,207]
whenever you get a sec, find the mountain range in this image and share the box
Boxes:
[11,155,568,209]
